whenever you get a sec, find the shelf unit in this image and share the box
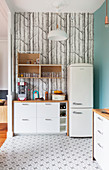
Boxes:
[18,53,62,79]
[60,103,67,133]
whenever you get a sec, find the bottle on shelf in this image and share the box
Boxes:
[60,111,66,117]
[45,91,48,100]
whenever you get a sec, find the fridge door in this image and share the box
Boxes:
[69,66,93,108]
[69,109,92,137]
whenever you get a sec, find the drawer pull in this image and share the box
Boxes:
[73,111,83,114]
[97,117,103,121]
[22,104,29,106]
[97,130,103,135]
[22,119,29,121]
[73,102,82,105]
[45,119,52,121]
[45,104,52,105]
[97,143,103,149]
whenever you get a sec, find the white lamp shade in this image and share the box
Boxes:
[48,29,68,41]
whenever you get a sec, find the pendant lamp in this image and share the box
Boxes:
[48,24,68,41]
[105,0,109,26]
[48,1,68,41]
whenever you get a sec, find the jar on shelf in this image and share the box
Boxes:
[23,73,26,77]
[45,91,48,100]
[18,73,21,77]
[36,58,40,64]
[28,73,30,77]
[30,73,33,77]
[20,73,24,77]
[58,72,62,77]
[26,73,29,77]
[33,73,36,77]
[26,59,30,64]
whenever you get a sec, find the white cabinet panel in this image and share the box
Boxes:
[96,114,104,132]
[94,112,109,170]
[37,118,60,133]
[94,113,97,158]
[69,66,93,108]
[70,109,92,137]
[96,142,103,169]
[37,103,60,118]
[14,103,37,133]
[103,119,109,170]
[14,117,36,133]
[14,103,36,118]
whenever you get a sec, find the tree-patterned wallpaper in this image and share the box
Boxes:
[14,12,94,100]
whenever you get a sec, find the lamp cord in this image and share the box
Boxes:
[106,0,108,16]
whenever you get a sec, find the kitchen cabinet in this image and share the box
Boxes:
[14,103,37,133]
[18,52,62,79]
[37,103,60,118]
[37,103,60,133]
[13,101,68,135]
[93,109,109,170]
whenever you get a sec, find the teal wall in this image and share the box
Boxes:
[94,1,109,108]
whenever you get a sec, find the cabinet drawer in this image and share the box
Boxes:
[96,130,103,147]
[37,103,60,118]
[96,142,103,168]
[37,118,60,133]
[14,117,36,133]
[14,103,36,118]
[96,114,104,132]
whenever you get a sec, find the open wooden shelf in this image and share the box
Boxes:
[18,53,40,64]
[40,77,62,79]
[18,77,40,79]
[18,53,62,79]
[18,64,40,66]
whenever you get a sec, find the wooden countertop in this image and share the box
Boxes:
[13,100,68,103]
[93,109,109,120]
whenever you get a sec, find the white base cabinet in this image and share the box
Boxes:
[14,102,67,134]
[37,103,60,133]
[14,103,37,133]
[37,118,60,133]
[94,112,109,170]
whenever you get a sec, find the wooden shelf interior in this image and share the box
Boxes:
[17,53,62,79]
[60,118,66,125]
[41,65,62,78]
[18,53,40,64]
[19,66,39,74]
[41,65,61,72]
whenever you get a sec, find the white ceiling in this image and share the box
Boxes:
[7,0,105,13]
[0,0,105,39]
[0,0,9,39]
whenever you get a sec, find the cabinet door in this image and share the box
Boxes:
[69,109,92,137]
[14,103,36,118]
[69,67,93,108]
[14,103,37,133]
[94,113,104,170]
[103,119,109,170]
[94,112,97,158]
[14,117,37,133]
[37,118,60,133]
[37,103,60,118]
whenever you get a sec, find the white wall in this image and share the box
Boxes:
[0,40,8,90]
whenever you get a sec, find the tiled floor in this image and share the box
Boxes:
[0,135,101,170]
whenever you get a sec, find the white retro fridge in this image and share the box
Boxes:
[67,64,93,137]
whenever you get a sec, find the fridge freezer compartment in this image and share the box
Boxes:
[69,108,92,137]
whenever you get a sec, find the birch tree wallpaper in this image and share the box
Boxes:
[14,12,94,99]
